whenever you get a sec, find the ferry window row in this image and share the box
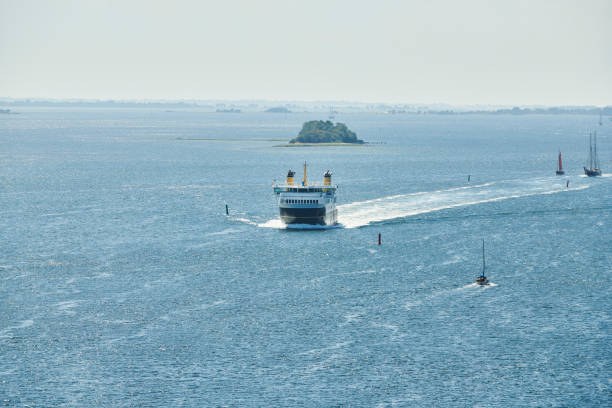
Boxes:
[282,199,318,204]
[287,188,326,192]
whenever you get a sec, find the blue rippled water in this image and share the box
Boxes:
[1,108,610,406]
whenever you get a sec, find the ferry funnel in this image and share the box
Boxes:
[324,170,332,186]
[286,170,295,185]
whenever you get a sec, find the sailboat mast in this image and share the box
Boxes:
[593,131,599,169]
[558,151,563,171]
[589,133,593,169]
[482,239,486,277]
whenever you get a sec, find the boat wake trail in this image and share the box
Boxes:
[337,177,589,228]
[242,177,591,230]
[461,282,499,289]
[257,219,341,230]
[579,173,611,178]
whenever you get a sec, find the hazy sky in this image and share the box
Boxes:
[1,0,610,105]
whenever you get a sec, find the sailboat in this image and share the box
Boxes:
[475,240,489,285]
[556,151,565,175]
[584,131,602,177]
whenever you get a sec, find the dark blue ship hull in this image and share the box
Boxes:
[584,167,602,177]
[279,207,336,225]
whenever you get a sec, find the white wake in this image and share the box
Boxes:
[236,176,593,229]
[338,177,588,228]
[258,219,341,230]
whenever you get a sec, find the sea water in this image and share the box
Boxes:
[1,108,610,406]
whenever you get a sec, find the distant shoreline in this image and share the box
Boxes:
[274,142,367,147]
[1,100,610,116]
[176,137,287,142]
[174,138,368,146]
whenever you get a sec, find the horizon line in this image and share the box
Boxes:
[1,97,610,109]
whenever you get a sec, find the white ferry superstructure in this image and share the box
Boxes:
[273,163,338,226]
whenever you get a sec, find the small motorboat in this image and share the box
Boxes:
[476,239,490,285]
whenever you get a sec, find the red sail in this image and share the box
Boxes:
[558,152,563,171]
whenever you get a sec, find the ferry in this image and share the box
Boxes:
[273,163,338,226]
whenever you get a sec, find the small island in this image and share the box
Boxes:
[279,120,363,146]
[265,107,291,113]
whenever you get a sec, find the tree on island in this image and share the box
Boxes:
[290,120,363,144]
